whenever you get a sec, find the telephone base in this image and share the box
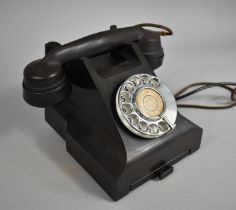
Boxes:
[45,107,202,201]
[43,41,202,201]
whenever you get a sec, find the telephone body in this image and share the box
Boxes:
[23,24,202,201]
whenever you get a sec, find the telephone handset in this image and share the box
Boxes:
[23,23,172,107]
[22,23,202,200]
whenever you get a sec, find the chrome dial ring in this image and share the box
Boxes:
[116,74,177,139]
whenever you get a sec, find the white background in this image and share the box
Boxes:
[0,0,236,209]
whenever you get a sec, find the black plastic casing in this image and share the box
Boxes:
[43,41,202,200]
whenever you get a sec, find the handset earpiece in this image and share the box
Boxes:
[23,23,172,107]
[23,59,71,107]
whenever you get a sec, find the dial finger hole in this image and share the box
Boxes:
[121,103,133,115]
[120,92,131,103]
[140,75,150,85]
[137,121,148,132]
[158,121,169,132]
[122,82,134,93]
[150,78,160,88]
[149,124,159,134]
[127,114,139,125]
[130,76,141,87]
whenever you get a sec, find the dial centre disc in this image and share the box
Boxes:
[135,88,164,118]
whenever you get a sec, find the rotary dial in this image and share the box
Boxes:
[116,74,177,139]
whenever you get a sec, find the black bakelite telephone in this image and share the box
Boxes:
[22,23,235,200]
